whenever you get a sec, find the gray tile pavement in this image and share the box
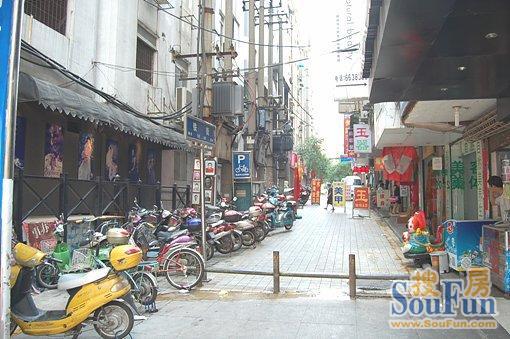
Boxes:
[194,204,410,293]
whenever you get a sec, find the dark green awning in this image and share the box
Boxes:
[18,72,188,150]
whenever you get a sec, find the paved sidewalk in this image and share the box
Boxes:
[197,204,410,293]
[13,290,510,339]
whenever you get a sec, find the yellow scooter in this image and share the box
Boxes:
[10,241,142,338]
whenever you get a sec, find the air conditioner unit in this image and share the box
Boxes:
[176,87,192,110]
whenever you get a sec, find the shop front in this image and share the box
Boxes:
[15,72,190,243]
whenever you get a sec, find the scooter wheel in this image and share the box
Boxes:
[232,232,243,251]
[284,224,293,230]
[94,300,134,339]
[242,230,256,246]
[216,236,234,254]
[206,242,215,260]
[254,226,266,242]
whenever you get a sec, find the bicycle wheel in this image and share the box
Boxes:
[131,271,158,306]
[163,248,205,290]
[36,262,59,289]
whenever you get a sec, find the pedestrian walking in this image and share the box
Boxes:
[325,184,335,212]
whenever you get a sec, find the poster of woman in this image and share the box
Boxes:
[128,143,141,182]
[105,139,119,181]
[147,149,157,184]
[78,133,94,180]
[44,123,64,178]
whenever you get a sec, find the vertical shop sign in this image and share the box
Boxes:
[353,187,370,209]
[332,181,345,208]
[353,124,372,153]
[450,160,465,190]
[476,141,489,219]
[343,115,350,155]
[311,179,321,205]
[444,146,452,218]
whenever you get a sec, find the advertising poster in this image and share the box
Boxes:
[15,116,26,169]
[128,143,142,182]
[192,181,200,193]
[205,160,216,176]
[44,123,64,178]
[311,179,321,205]
[205,190,212,204]
[78,132,94,180]
[105,139,119,181]
[192,193,200,205]
[147,149,157,184]
[377,189,390,209]
[353,187,370,209]
[343,115,350,155]
[22,221,57,253]
[332,181,345,208]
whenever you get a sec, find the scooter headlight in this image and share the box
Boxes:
[111,277,130,292]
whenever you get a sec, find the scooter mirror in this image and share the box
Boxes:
[233,197,238,202]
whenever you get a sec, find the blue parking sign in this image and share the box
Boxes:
[233,151,251,179]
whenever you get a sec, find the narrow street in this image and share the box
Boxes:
[165,203,409,294]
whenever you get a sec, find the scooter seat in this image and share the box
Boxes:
[58,267,110,291]
[158,229,188,242]
[210,220,225,227]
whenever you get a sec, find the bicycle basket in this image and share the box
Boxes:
[70,248,95,271]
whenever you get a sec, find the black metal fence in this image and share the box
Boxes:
[13,169,190,236]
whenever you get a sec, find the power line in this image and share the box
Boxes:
[143,0,310,49]
[92,46,358,79]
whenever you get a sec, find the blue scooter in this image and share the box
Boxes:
[265,195,295,230]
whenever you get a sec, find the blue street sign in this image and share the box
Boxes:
[185,115,216,146]
[233,151,251,179]
[340,156,353,164]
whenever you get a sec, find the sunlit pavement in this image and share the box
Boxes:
[187,202,410,294]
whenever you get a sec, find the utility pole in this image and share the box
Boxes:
[278,18,284,121]
[224,0,233,81]
[257,2,265,110]
[202,0,214,119]
[247,0,257,136]
[267,1,273,98]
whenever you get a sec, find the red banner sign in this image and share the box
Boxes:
[311,179,321,205]
[343,115,350,155]
[22,221,58,253]
[353,187,370,210]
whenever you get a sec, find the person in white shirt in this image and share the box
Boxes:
[488,176,510,221]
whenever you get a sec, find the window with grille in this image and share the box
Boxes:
[25,0,68,35]
[136,39,155,84]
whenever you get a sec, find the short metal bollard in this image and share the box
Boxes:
[349,254,356,299]
[273,251,280,294]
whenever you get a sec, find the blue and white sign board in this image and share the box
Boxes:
[185,115,216,146]
[233,151,251,180]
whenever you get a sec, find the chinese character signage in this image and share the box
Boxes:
[233,151,251,179]
[353,124,372,154]
[185,115,216,146]
[343,115,350,155]
[311,179,321,205]
[377,189,390,208]
[353,187,369,209]
[332,181,345,208]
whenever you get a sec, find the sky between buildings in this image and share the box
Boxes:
[295,0,368,158]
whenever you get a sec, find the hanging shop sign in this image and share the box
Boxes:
[233,151,251,179]
[311,179,321,205]
[343,115,350,155]
[332,181,345,208]
[382,147,417,182]
[353,187,370,210]
[353,124,372,154]
[353,165,369,174]
[340,156,353,164]
[374,157,384,171]
[400,185,410,197]
[376,189,390,209]
[432,157,443,171]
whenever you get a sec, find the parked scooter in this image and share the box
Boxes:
[263,195,295,230]
[10,241,141,338]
